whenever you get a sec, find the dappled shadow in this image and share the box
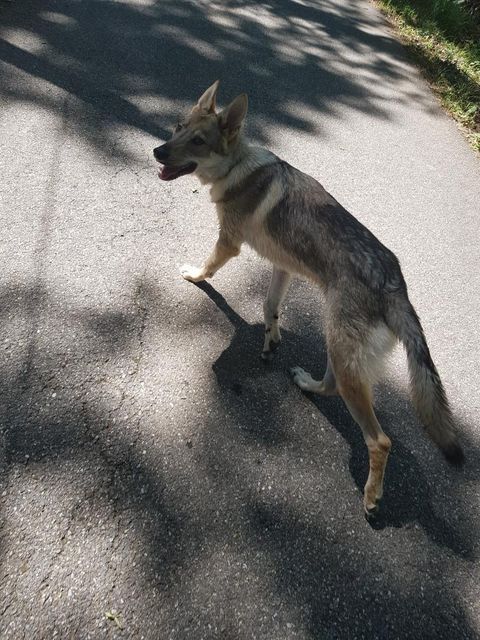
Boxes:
[0,275,479,637]
[246,499,470,639]
[0,0,434,159]
[194,280,479,637]
[1,0,478,635]
[197,280,478,556]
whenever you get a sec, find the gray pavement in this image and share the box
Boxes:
[1,0,480,638]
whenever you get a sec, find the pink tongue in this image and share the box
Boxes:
[160,166,178,180]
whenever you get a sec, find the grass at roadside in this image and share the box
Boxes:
[376,0,480,151]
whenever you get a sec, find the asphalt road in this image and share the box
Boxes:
[1,0,479,638]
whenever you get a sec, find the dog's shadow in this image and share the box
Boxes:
[195,281,475,558]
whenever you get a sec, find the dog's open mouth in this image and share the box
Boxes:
[158,162,197,181]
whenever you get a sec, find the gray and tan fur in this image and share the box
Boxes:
[153,81,464,518]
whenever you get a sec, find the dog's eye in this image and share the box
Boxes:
[175,123,183,133]
[191,136,205,146]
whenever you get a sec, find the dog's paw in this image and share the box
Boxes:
[261,335,281,361]
[261,340,280,362]
[290,366,314,390]
[180,264,206,283]
[363,480,385,523]
[364,495,382,522]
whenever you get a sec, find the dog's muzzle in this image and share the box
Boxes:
[153,144,197,181]
[153,145,169,162]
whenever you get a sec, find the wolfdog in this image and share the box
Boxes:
[153,81,463,517]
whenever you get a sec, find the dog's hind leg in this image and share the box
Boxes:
[261,267,291,360]
[333,358,391,518]
[290,355,338,395]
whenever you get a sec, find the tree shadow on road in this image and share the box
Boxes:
[194,279,479,637]
[197,280,478,553]
[0,276,478,638]
[1,0,477,636]
[0,0,434,159]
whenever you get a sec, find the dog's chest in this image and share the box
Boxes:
[216,200,307,278]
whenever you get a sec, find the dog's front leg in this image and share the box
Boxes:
[262,267,291,360]
[180,234,240,283]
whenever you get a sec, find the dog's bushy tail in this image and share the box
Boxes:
[386,295,464,465]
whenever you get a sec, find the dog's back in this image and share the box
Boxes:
[216,153,404,301]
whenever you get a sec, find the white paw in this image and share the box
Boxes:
[180,264,206,283]
[290,366,314,390]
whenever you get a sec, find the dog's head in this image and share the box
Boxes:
[153,81,248,182]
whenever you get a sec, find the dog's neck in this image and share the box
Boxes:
[194,136,248,185]
[196,136,278,203]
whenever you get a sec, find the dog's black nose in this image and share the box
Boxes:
[153,145,169,162]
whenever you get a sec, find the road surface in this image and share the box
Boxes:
[1,0,479,637]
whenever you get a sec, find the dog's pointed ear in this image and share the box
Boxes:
[196,80,220,113]
[218,93,248,138]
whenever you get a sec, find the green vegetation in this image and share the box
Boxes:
[377,0,480,151]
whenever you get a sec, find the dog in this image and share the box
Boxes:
[153,81,464,518]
